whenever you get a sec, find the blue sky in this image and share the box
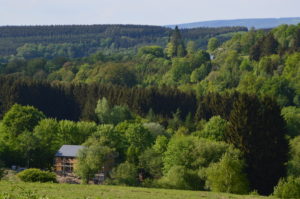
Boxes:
[1,0,300,25]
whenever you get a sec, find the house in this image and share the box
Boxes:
[54,145,84,174]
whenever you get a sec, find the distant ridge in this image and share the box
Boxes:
[166,17,300,29]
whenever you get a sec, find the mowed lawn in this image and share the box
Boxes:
[0,181,274,199]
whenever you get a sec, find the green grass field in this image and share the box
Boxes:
[0,181,274,199]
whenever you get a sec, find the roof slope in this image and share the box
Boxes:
[55,145,84,157]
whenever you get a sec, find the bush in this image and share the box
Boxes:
[17,168,57,183]
[274,177,300,199]
[158,166,201,190]
[110,162,138,186]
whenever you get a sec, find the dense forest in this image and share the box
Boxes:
[0,25,246,57]
[1,23,300,198]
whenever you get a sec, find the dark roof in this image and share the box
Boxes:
[55,145,84,157]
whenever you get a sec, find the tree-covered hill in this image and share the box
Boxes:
[1,23,300,198]
[0,24,246,57]
[167,17,300,29]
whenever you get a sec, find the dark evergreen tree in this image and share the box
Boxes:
[226,94,288,195]
[166,26,187,57]
[249,42,261,61]
[261,33,279,57]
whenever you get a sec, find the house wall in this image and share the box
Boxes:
[54,157,77,174]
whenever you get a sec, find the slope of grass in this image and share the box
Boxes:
[0,181,273,199]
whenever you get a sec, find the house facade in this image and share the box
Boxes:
[54,145,84,174]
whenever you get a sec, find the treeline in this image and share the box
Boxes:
[0,24,246,57]
[0,76,196,121]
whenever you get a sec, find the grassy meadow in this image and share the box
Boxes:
[0,181,273,199]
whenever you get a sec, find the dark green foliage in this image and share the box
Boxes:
[99,64,137,87]
[165,26,186,58]
[0,25,245,57]
[17,168,57,183]
[0,77,197,121]
[250,33,279,61]
[0,161,4,180]
[226,94,288,195]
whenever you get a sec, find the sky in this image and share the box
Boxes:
[1,0,300,26]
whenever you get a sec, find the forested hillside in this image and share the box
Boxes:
[0,25,246,57]
[1,23,300,198]
[168,17,300,29]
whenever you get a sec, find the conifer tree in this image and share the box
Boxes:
[226,94,288,195]
[165,26,186,58]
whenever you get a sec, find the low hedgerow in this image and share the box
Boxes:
[17,168,57,183]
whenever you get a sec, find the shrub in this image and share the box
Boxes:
[274,177,300,198]
[17,168,57,183]
[158,166,201,190]
[110,162,138,186]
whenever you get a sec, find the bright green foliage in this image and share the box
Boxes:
[91,124,128,162]
[190,64,211,83]
[196,116,228,141]
[281,107,300,138]
[163,136,194,172]
[207,38,219,52]
[0,104,45,167]
[259,76,295,107]
[111,161,138,186]
[283,52,300,86]
[186,41,197,55]
[116,121,154,163]
[170,58,191,82]
[95,97,110,124]
[138,46,164,58]
[0,181,268,199]
[287,136,300,177]
[17,168,57,183]
[274,177,300,199]
[33,118,61,168]
[163,136,229,173]
[205,150,249,194]
[2,104,45,136]
[95,97,132,125]
[159,166,200,190]
[75,141,116,184]
[239,59,252,71]
[57,120,97,145]
[153,136,169,154]
[139,148,163,179]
